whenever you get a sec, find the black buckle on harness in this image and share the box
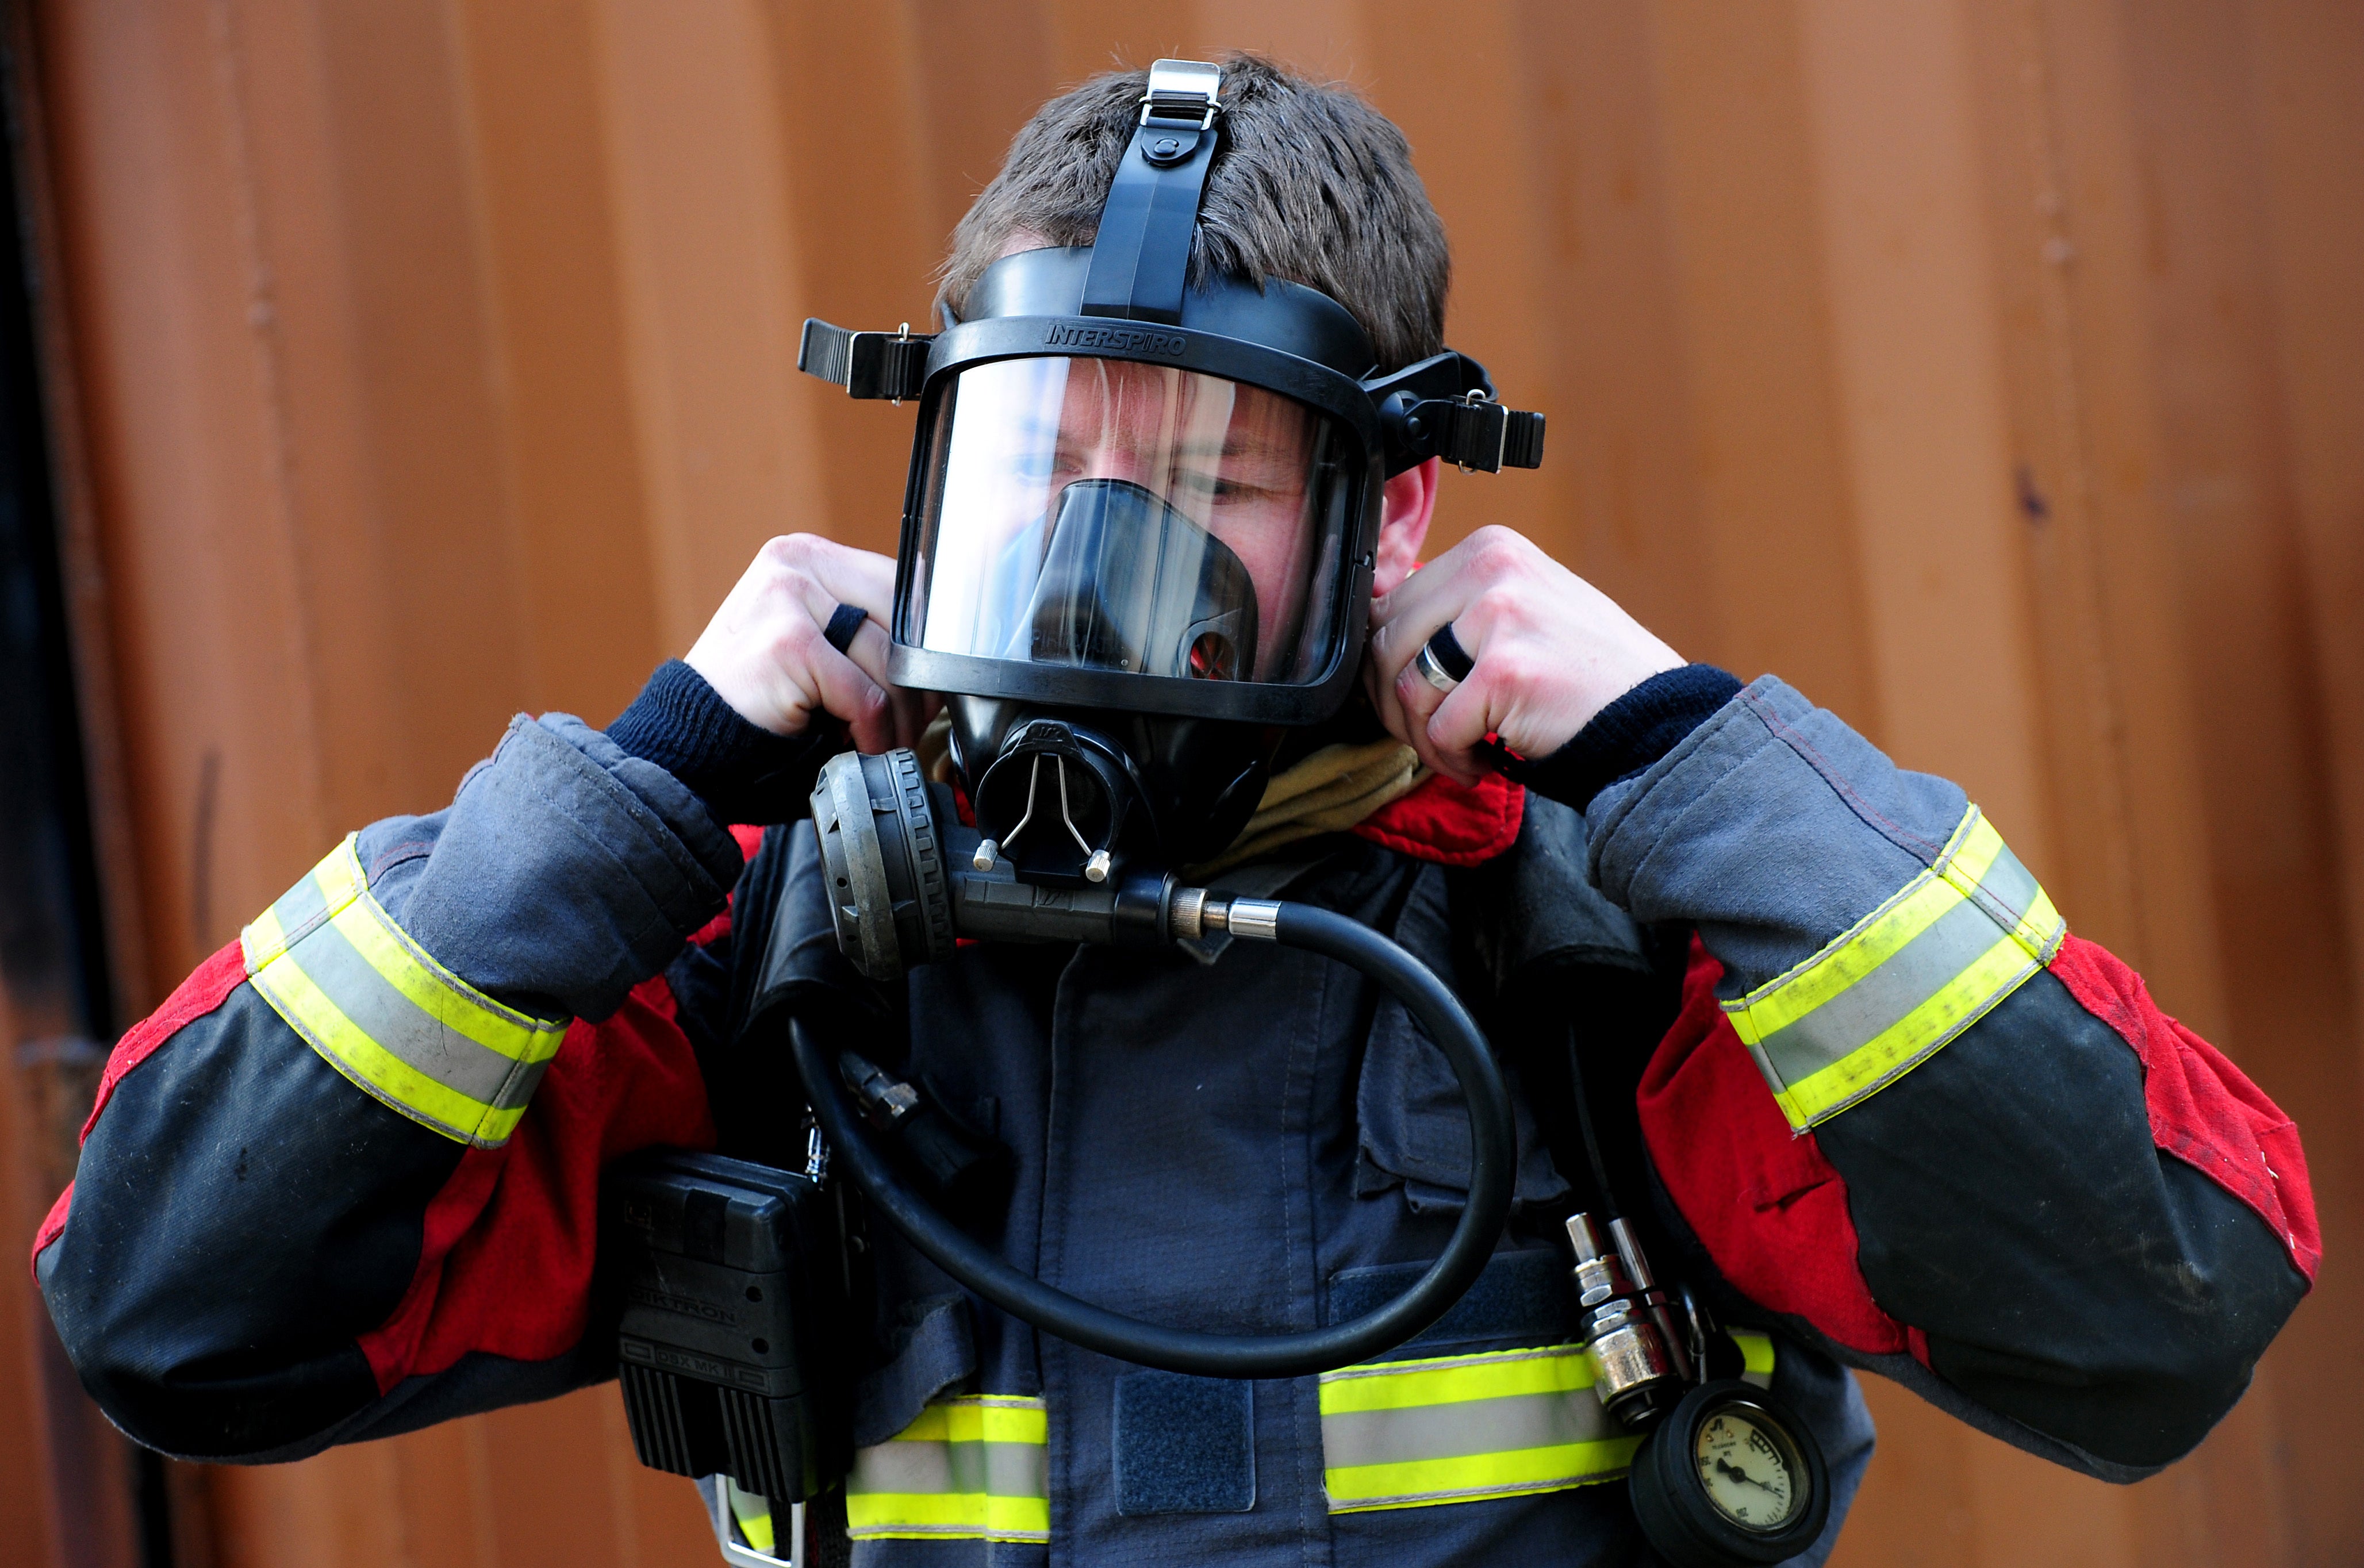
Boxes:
[797,319,932,402]
[1365,351,1548,475]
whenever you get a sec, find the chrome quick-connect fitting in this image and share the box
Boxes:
[1567,1212,1693,1429]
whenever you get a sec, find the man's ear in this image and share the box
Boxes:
[1372,458,1441,597]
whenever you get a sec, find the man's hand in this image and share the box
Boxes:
[685,535,934,752]
[1365,525,1683,787]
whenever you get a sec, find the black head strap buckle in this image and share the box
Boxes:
[1080,59,1225,324]
[1365,351,1547,475]
[798,319,933,403]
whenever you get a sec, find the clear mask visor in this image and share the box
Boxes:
[904,356,1354,687]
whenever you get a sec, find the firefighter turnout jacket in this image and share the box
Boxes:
[34,672,2316,1567]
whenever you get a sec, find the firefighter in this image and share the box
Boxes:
[36,55,2313,1568]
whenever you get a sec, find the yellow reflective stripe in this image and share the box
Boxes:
[1318,1344,1594,1414]
[1724,805,2066,1131]
[1324,1437,1644,1513]
[844,1492,1050,1542]
[845,1395,1049,1543]
[1319,1346,1637,1513]
[1770,929,2039,1128]
[1726,873,1960,1044]
[239,836,569,1148]
[726,1480,774,1555]
[893,1394,1047,1446]
[245,922,533,1144]
[331,891,555,1063]
[1319,1340,1787,1513]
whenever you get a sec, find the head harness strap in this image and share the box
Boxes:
[1080,60,1223,325]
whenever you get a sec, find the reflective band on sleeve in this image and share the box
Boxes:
[1318,1345,1641,1513]
[239,835,570,1147]
[1724,806,2065,1131]
[845,1394,1049,1543]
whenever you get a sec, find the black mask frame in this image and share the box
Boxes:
[799,58,1544,733]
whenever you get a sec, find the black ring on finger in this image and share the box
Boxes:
[823,602,869,655]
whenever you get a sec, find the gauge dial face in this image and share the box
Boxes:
[1693,1402,1802,1532]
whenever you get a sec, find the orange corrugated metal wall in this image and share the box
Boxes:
[0,2,2355,1565]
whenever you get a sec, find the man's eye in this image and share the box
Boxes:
[1179,472,1259,505]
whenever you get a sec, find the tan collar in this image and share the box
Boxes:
[1186,738,1426,881]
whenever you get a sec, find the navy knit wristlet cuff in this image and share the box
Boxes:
[607,659,833,825]
[1517,663,1744,813]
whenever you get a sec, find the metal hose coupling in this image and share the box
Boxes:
[1567,1212,1693,1429]
[813,748,1292,978]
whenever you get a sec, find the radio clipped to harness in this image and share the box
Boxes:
[601,1151,852,1520]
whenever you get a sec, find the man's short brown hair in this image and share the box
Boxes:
[939,55,1449,374]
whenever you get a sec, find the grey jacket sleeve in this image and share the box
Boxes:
[366,713,743,1021]
[37,713,744,1461]
[1583,677,2314,1479]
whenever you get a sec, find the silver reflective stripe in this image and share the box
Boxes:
[240,835,569,1147]
[265,867,332,950]
[1724,806,2066,1130]
[847,1437,1047,1501]
[1749,891,2013,1089]
[283,908,548,1111]
[1965,839,2043,931]
[1320,1385,1617,1470]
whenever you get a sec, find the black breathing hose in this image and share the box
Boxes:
[788,900,1517,1378]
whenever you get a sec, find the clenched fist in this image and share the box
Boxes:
[1364,526,1683,787]
[686,534,935,752]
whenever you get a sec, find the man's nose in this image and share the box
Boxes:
[1080,443,1156,487]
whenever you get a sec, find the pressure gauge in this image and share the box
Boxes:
[1629,1380,1829,1567]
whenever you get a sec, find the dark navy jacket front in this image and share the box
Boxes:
[34,681,2317,1567]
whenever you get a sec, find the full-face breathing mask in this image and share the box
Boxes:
[611,61,1826,1568]
[804,55,1541,882]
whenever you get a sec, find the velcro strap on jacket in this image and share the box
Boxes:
[845,1394,1049,1543]
[1725,805,2065,1131]
[240,835,570,1147]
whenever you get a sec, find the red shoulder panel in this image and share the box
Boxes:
[2048,935,2319,1283]
[1354,769,1525,866]
[31,1183,72,1273]
[32,940,250,1271]
[1636,938,1910,1356]
[80,940,248,1143]
[355,973,718,1392]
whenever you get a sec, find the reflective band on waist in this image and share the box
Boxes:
[845,1394,1049,1543]
[1732,1329,1775,1387]
[1317,1335,1782,1515]
[725,1479,776,1556]
[1319,1346,1632,1513]
[240,835,569,1147]
[1724,806,2064,1131]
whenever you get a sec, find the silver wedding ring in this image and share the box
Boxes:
[1415,624,1475,694]
[1415,641,1460,694]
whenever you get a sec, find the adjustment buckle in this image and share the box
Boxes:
[798,318,933,403]
[1364,349,1546,475]
[1454,389,1506,474]
[1138,58,1222,129]
[1437,391,1545,474]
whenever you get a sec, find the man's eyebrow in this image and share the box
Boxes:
[1168,435,1296,462]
